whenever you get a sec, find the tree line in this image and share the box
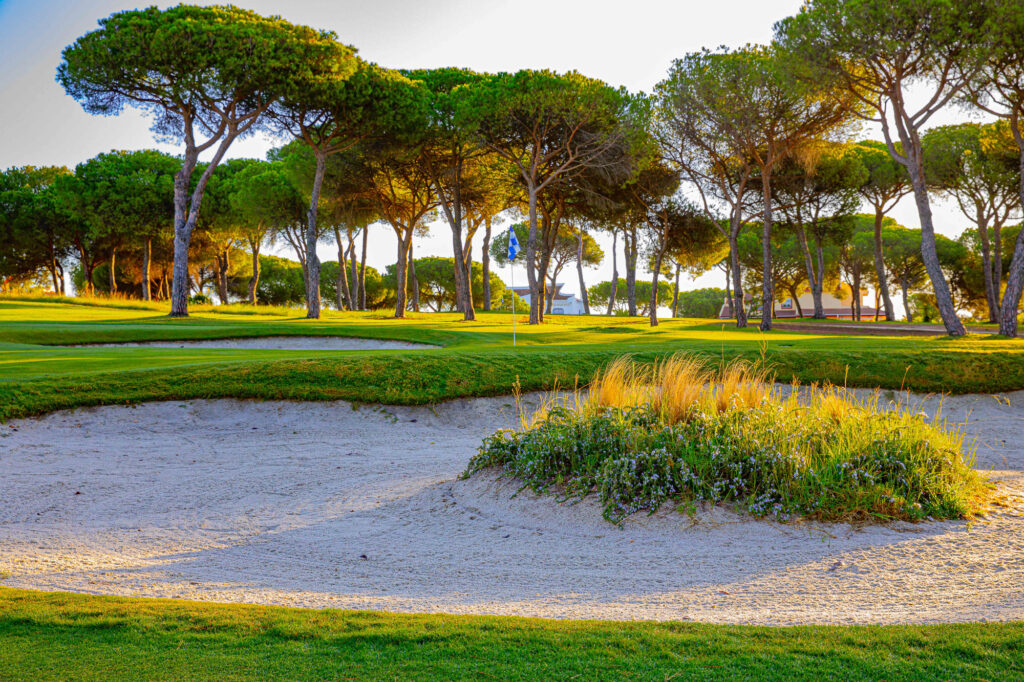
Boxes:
[3,1,1024,334]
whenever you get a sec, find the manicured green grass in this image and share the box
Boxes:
[1,588,1022,681]
[3,295,1024,420]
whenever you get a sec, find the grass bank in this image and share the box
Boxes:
[1,588,1022,681]
[3,296,1024,421]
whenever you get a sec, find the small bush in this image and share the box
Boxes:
[465,354,990,523]
[188,293,212,305]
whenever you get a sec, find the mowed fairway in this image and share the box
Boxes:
[4,295,1024,421]
[3,295,1024,681]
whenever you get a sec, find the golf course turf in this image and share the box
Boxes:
[3,295,1024,421]
[2,294,1023,680]
[1,588,1023,681]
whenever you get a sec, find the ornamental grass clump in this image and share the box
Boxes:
[465,354,990,524]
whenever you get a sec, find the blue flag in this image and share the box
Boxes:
[507,227,521,261]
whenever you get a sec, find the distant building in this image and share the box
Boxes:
[510,283,587,315]
[718,283,877,320]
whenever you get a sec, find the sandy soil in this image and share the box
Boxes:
[1,390,1022,625]
[74,336,438,351]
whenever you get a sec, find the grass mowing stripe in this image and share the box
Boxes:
[1,588,1022,681]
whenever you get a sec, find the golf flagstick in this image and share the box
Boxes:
[511,258,515,347]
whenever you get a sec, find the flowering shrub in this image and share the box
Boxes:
[465,355,989,524]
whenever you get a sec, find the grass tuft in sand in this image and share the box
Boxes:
[466,354,991,523]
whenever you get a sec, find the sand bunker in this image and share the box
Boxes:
[1,391,1022,625]
[76,336,439,351]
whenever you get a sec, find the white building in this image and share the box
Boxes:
[510,283,587,315]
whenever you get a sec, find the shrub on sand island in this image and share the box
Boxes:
[465,355,990,523]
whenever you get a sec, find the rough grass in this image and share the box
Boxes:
[1,588,1022,681]
[466,355,991,523]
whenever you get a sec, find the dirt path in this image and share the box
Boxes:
[1,392,1022,625]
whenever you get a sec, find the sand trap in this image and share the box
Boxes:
[75,336,439,351]
[1,391,1022,625]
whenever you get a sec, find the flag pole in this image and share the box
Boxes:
[511,258,516,347]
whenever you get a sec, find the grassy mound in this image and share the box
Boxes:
[465,355,990,523]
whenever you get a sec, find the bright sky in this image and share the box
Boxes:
[0,0,988,303]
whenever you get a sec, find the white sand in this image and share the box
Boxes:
[0,391,1022,625]
[75,336,438,351]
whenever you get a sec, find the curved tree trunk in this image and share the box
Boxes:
[975,209,997,323]
[903,157,965,335]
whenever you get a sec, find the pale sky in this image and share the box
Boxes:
[0,0,988,302]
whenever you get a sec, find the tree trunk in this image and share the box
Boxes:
[304,152,326,319]
[993,223,1004,311]
[576,231,590,315]
[108,249,117,294]
[215,249,229,304]
[247,237,260,305]
[727,224,747,327]
[997,115,1024,336]
[142,238,151,301]
[607,231,618,315]
[671,263,681,317]
[902,276,912,322]
[792,288,804,318]
[463,238,475,314]
[649,243,665,327]
[723,261,733,318]
[545,274,556,314]
[393,229,412,318]
[625,231,637,316]
[482,219,492,311]
[335,227,352,310]
[525,187,541,324]
[898,148,965,335]
[795,223,824,318]
[872,208,895,321]
[975,209,997,323]
[408,238,419,312]
[853,266,862,321]
[359,225,368,310]
[349,231,360,312]
[170,132,235,317]
[759,176,773,332]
